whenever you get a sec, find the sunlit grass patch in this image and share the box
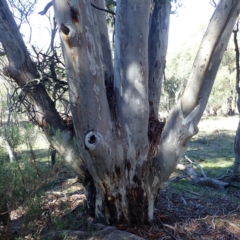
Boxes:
[169,115,240,202]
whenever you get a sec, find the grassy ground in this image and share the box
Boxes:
[187,115,238,177]
[1,115,240,239]
[151,115,240,239]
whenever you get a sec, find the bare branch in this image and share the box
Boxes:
[38,1,53,15]
[184,155,206,178]
[91,2,115,15]
[210,0,217,7]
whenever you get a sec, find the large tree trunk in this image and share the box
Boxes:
[1,0,240,225]
[52,0,240,224]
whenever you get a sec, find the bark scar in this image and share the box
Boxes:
[69,4,79,23]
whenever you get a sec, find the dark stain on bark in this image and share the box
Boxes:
[105,194,117,224]
[87,42,92,54]
[126,187,148,224]
[148,113,165,158]
[133,174,141,186]
[83,171,96,218]
[63,115,74,134]
[0,196,9,226]
[60,23,70,35]
[102,181,108,194]
[69,5,79,23]
[104,72,117,121]
[101,182,119,224]
[115,165,121,177]
[124,159,131,173]
[60,24,73,49]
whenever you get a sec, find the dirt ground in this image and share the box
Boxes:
[1,171,239,240]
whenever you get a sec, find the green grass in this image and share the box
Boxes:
[186,130,235,177]
[168,115,240,205]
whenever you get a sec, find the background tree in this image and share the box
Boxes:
[233,21,240,177]
[0,0,239,225]
[165,24,237,117]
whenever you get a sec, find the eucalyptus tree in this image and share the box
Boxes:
[0,0,239,225]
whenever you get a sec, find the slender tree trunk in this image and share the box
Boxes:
[233,122,240,175]
[233,24,240,176]
[4,88,15,162]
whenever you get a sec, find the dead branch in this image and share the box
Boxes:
[185,155,206,178]
[183,155,229,190]
[210,0,217,7]
[38,1,52,15]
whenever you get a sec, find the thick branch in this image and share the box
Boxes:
[181,0,240,118]
[91,2,115,16]
[151,0,240,190]
[114,0,150,161]
[184,165,229,190]
[148,1,171,117]
[91,0,113,79]
[53,0,112,131]
[38,1,53,15]
[52,0,114,174]
[38,1,116,16]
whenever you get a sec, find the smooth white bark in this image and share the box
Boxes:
[114,0,150,162]
[148,1,171,117]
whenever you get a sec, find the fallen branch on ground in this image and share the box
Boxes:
[182,155,229,190]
